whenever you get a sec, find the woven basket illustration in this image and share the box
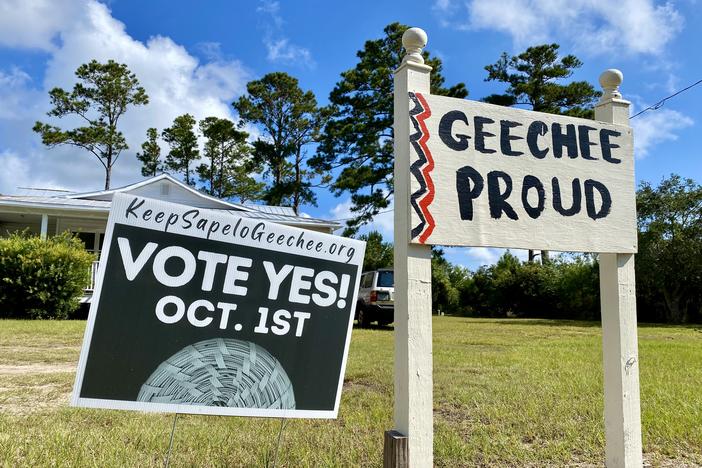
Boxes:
[137,338,295,409]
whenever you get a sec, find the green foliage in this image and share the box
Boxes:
[136,127,162,177]
[311,23,467,235]
[355,232,470,313]
[33,59,149,190]
[233,72,324,213]
[636,175,702,323]
[358,230,393,271]
[483,44,600,118]
[551,255,600,320]
[0,232,94,319]
[458,252,599,319]
[162,114,200,185]
[196,117,264,202]
[350,179,699,324]
[432,248,469,314]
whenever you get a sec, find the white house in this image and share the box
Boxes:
[0,174,340,297]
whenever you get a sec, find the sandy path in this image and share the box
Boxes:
[0,363,75,375]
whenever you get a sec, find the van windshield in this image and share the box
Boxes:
[377,271,394,288]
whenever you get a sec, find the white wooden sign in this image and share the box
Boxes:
[407,92,636,253]
[392,28,642,468]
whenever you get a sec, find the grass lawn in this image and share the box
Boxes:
[0,317,700,467]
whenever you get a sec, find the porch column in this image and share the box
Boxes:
[40,214,48,240]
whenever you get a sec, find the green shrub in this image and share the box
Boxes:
[456,252,600,320]
[0,232,95,319]
[552,256,600,320]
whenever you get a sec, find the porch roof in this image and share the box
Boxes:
[64,174,254,212]
[0,194,340,230]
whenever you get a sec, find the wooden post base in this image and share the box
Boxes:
[384,430,409,468]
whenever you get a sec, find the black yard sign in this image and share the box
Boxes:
[72,194,365,418]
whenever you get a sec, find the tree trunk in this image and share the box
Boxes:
[218,145,224,198]
[541,250,550,264]
[663,286,687,323]
[293,147,302,215]
[210,155,216,196]
[528,250,537,263]
[104,163,111,190]
[275,161,282,186]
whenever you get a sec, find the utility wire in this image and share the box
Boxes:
[331,208,393,222]
[631,78,702,119]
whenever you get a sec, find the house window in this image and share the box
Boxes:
[72,231,104,255]
[74,232,95,251]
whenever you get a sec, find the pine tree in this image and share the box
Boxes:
[162,114,200,185]
[136,128,162,177]
[233,72,323,214]
[310,22,467,235]
[33,59,148,189]
[196,117,264,202]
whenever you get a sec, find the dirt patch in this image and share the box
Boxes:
[644,454,702,467]
[0,345,77,351]
[0,363,75,375]
[0,382,72,415]
[342,378,389,394]
[440,455,702,468]
[0,363,75,415]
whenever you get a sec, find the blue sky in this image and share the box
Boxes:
[0,0,699,269]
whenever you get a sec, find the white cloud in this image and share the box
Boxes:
[0,0,84,51]
[631,108,693,158]
[0,68,43,120]
[464,247,500,266]
[0,0,250,194]
[257,0,283,27]
[264,38,315,67]
[330,198,353,220]
[0,150,57,194]
[329,197,394,237]
[257,0,315,68]
[435,0,683,56]
[462,247,529,267]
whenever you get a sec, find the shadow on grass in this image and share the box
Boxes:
[352,322,394,331]
[442,315,702,330]
[466,318,602,328]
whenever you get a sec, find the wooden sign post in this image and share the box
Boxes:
[392,27,434,467]
[595,71,643,467]
[389,27,643,468]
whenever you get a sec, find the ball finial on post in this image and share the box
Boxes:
[599,69,624,102]
[402,27,428,64]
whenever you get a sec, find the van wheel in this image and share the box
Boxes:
[357,306,371,328]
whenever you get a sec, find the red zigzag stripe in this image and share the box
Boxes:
[415,93,435,243]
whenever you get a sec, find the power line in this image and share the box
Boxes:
[631,78,702,119]
[332,208,393,222]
